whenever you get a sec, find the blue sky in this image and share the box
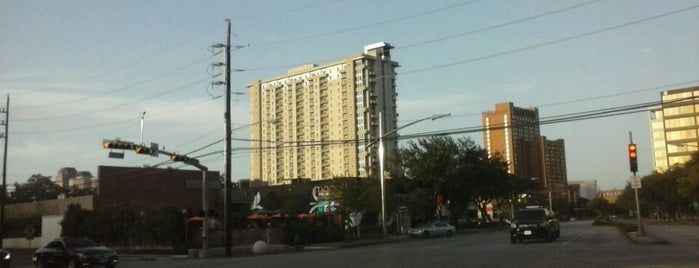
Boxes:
[1,0,698,192]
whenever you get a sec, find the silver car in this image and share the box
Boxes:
[408,221,456,238]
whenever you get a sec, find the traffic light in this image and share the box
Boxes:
[170,154,200,165]
[103,139,135,150]
[134,145,152,155]
[628,143,638,173]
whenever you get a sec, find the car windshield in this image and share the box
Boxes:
[65,238,100,248]
[515,210,546,221]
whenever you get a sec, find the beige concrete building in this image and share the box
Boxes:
[247,42,399,185]
[650,86,699,173]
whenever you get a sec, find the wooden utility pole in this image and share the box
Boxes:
[223,18,233,257]
[0,95,9,248]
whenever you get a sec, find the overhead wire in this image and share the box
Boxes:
[401,4,699,75]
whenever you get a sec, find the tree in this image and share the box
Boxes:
[10,174,64,203]
[397,136,511,224]
[587,197,613,217]
[328,177,381,216]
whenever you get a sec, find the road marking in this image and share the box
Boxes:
[562,227,593,246]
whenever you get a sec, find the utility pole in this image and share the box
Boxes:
[0,95,8,248]
[223,18,233,257]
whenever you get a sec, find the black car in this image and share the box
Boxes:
[0,248,10,267]
[509,206,560,243]
[32,237,118,268]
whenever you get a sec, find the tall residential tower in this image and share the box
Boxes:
[247,42,399,185]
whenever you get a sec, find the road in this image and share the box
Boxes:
[12,220,699,268]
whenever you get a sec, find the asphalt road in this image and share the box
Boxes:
[11,220,699,268]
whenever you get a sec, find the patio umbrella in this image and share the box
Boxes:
[187,216,204,222]
[297,213,316,219]
[247,213,271,220]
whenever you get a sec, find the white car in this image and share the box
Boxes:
[408,221,456,238]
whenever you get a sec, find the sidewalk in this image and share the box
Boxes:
[120,227,499,260]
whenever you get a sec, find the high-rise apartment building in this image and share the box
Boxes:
[482,102,568,190]
[247,42,399,185]
[650,86,699,172]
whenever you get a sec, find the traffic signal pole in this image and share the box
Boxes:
[102,139,210,255]
[629,132,646,237]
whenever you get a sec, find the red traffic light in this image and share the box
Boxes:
[628,143,638,173]
[628,144,637,158]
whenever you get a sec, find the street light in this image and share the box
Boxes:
[376,112,450,240]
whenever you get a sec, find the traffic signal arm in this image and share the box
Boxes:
[103,139,135,150]
[170,153,206,171]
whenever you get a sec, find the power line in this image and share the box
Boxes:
[11,95,216,134]
[251,0,480,47]
[400,4,699,75]
[397,0,604,50]
[13,55,215,111]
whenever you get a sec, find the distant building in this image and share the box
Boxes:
[598,189,624,204]
[482,103,568,190]
[650,86,699,173]
[482,102,541,179]
[539,137,567,190]
[247,42,399,185]
[568,180,598,200]
[55,167,94,190]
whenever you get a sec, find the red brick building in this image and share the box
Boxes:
[96,166,221,212]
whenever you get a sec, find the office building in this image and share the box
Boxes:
[539,137,567,190]
[482,102,542,180]
[482,103,568,190]
[568,180,598,200]
[650,86,699,172]
[247,42,399,185]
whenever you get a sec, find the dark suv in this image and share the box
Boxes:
[509,206,560,243]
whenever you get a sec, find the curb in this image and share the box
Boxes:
[624,231,669,245]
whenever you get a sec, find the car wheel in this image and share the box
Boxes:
[446,230,453,237]
[107,264,117,268]
[68,259,78,268]
[510,237,517,244]
[422,231,430,238]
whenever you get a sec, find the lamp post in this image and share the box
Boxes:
[376,112,450,240]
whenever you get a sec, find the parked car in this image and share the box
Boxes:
[509,206,560,243]
[33,237,118,268]
[457,218,483,228]
[0,248,10,267]
[408,221,456,238]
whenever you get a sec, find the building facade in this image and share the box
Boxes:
[248,42,399,185]
[568,180,598,200]
[482,103,568,192]
[650,86,699,173]
[482,102,542,179]
[539,137,567,190]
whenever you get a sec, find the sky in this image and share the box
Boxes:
[0,0,698,192]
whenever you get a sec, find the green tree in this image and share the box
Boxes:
[10,174,64,203]
[587,197,614,217]
[60,204,91,238]
[397,136,511,224]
